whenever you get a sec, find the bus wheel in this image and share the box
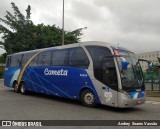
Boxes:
[20,82,27,95]
[13,82,19,93]
[81,89,96,107]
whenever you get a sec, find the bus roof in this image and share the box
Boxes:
[8,41,131,56]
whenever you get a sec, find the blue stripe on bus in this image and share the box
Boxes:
[4,66,101,104]
[23,67,73,99]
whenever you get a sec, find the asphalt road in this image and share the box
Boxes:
[0,79,160,129]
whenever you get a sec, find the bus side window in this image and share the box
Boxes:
[10,56,17,67]
[69,47,89,69]
[86,46,112,80]
[6,56,10,68]
[6,54,22,67]
[22,53,32,66]
[29,55,38,66]
[86,46,118,91]
[101,58,118,89]
[27,52,37,66]
[17,54,22,67]
[38,51,52,66]
[22,54,27,66]
[52,49,69,66]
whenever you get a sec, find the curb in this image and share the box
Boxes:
[146,101,160,104]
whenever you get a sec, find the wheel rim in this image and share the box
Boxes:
[84,92,94,104]
[21,84,25,93]
[14,83,18,92]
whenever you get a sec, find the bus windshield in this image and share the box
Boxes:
[116,50,144,91]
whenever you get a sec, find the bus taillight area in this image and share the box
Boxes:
[118,91,146,108]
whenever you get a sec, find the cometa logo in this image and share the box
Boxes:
[44,68,68,76]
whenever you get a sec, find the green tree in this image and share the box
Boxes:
[0,55,5,64]
[0,2,84,55]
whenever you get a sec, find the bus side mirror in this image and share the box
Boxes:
[149,63,153,71]
[121,60,129,70]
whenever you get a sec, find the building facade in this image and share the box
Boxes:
[137,51,160,71]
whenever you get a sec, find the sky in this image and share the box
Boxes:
[0,0,160,54]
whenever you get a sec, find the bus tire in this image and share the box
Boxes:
[20,82,27,95]
[13,82,19,93]
[81,89,96,107]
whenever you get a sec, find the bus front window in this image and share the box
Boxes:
[116,51,144,91]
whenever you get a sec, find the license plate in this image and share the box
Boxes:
[137,100,142,104]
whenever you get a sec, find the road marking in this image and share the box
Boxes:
[146,101,160,105]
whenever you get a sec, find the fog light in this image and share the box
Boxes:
[124,103,128,106]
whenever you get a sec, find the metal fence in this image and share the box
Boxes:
[144,71,160,91]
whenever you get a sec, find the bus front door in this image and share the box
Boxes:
[101,58,119,107]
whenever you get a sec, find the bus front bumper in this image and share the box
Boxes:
[118,92,146,108]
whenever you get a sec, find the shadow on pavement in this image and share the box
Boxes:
[5,87,143,113]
